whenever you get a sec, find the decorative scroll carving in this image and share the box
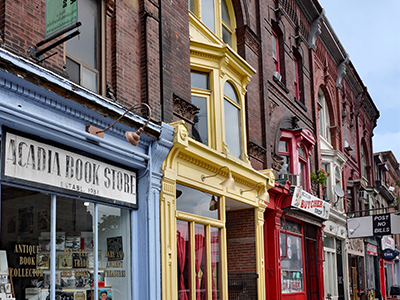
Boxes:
[271,152,284,173]
[347,238,364,256]
[173,94,200,125]
[248,141,267,163]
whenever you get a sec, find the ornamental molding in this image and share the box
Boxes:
[248,141,266,163]
[347,238,365,256]
[237,25,261,56]
[173,93,199,125]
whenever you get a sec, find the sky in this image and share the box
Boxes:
[318,0,400,163]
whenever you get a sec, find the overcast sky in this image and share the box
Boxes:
[318,0,400,163]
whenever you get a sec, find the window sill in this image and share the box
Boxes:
[273,75,289,93]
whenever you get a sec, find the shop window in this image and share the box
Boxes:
[176,184,222,299]
[224,81,242,158]
[366,255,375,290]
[65,0,101,93]
[0,185,131,300]
[318,89,331,145]
[189,0,235,47]
[280,219,304,294]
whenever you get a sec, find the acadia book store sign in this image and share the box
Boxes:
[2,132,137,207]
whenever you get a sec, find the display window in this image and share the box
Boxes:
[280,219,304,294]
[0,185,132,300]
[176,184,222,300]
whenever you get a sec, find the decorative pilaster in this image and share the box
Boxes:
[255,201,267,300]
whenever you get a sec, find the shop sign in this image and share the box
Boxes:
[2,133,137,207]
[381,249,396,261]
[290,187,330,220]
[366,244,377,256]
[46,0,78,37]
[381,236,395,250]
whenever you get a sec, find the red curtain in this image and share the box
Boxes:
[195,226,205,300]
[211,230,218,300]
[177,222,188,300]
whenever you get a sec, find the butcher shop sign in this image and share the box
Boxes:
[2,132,137,207]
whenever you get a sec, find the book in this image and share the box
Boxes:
[81,232,94,250]
[37,253,50,269]
[107,237,123,261]
[60,290,74,300]
[74,290,86,300]
[56,232,66,251]
[98,288,112,300]
[0,252,8,276]
[58,254,73,269]
[38,237,51,252]
[65,232,81,250]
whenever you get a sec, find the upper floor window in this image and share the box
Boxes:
[65,0,101,93]
[191,71,210,145]
[318,89,331,144]
[293,56,299,99]
[189,0,235,47]
[224,81,242,158]
[278,128,315,192]
[361,144,368,181]
[272,30,280,73]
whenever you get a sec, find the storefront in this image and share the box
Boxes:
[265,184,330,300]
[346,238,366,300]
[0,48,174,300]
[380,236,396,300]
[365,240,380,300]
[160,121,275,300]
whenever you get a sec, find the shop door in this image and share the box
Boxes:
[305,237,318,300]
[384,262,394,299]
[336,239,345,300]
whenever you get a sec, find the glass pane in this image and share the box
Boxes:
[221,0,230,25]
[0,186,51,299]
[66,57,80,85]
[189,0,195,13]
[176,184,219,219]
[278,156,290,176]
[66,0,98,69]
[280,233,303,293]
[192,96,208,145]
[191,71,209,90]
[201,0,215,32]
[97,204,131,299]
[224,81,239,104]
[177,220,190,299]
[323,236,334,248]
[210,227,220,300]
[222,26,232,46]
[195,224,206,300]
[298,146,305,158]
[278,140,287,152]
[82,66,98,93]
[224,100,241,158]
[272,34,277,59]
[56,197,95,295]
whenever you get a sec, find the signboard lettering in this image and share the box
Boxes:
[373,214,391,235]
[46,0,78,37]
[382,249,396,261]
[290,187,330,220]
[3,133,137,206]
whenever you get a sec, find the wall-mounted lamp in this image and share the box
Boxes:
[240,182,269,202]
[92,103,152,147]
[201,166,235,190]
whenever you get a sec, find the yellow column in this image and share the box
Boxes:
[255,201,267,300]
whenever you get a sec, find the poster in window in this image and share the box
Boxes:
[37,253,50,269]
[74,290,86,300]
[72,253,88,269]
[56,232,66,251]
[65,232,81,250]
[107,237,123,261]
[18,207,34,234]
[38,237,51,252]
[60,290,74,300]
[98,288,112,300]
[58,254,73,269]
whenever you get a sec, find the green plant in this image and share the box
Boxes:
[310,169,330,187]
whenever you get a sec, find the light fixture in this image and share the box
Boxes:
[201,166,235,190]
[209,195,218,211]
[95,103,152,147]
[240,182,269,202]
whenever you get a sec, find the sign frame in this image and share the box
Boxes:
[45,0,78,38]
[1,129,138,209]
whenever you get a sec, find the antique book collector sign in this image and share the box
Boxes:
[2,132,137,207]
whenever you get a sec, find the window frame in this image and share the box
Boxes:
[318,89,331,145]
[64,0,105,95]
[272,30,280,73]
[293,56,299,99]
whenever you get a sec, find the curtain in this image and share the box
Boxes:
[211,229,218,300]
[195,226,205,300]
[177,221,188,300]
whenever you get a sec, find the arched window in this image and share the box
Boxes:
[189,0,235,47]
[224,81,242,158]
[318,89,331,144]
[361,143,368,181]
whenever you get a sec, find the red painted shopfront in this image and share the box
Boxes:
[264,181,329,300]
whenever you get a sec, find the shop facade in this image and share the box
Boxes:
[0,48,174,300]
